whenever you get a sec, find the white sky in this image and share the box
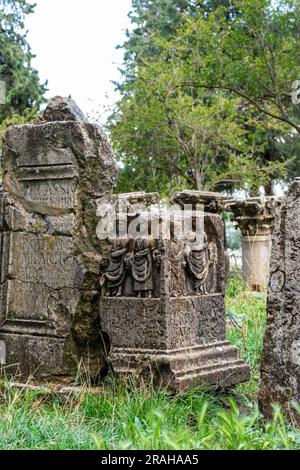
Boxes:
[25,0,132,122]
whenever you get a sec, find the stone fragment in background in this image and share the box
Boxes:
[259,179,300,424]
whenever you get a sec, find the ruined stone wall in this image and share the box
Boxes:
[0,97,117,383]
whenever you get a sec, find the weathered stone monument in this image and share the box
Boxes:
[0,96,117,383]
[0,98,249,392]
[99,190,250,391]
[259,179,300,423]
[226,197,280,290]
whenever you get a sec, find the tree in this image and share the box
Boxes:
[119,0,198,84]
[0,0,47,123]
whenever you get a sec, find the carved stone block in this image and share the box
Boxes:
[259,179,300,423]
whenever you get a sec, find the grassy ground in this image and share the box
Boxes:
[0,276,299,450]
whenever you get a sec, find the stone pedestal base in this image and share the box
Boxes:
[100,296,250,392]
[109,342,249,392]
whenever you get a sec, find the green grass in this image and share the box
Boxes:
[0,275,299,450]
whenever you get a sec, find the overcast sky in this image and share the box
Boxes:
[25,0,132,122]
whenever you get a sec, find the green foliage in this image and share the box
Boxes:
[0,108,37,178]
[0,107,36,137]
[0,0,47,122]
[0,288,299,450]
[110,0,296,195]
[225,218,241,250]
[275,111,300,181]
[110,70,277,193]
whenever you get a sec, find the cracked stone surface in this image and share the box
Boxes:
[259,178,300,424]
[99,191,250,391]
[0,96,117,383]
